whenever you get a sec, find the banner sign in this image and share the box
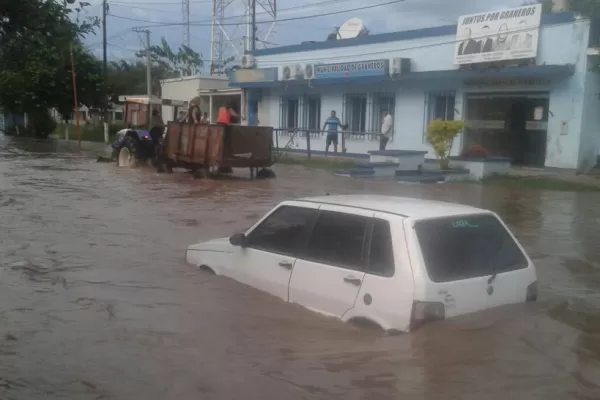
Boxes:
[464,77,551,87]
[229,68,277,83]
[454,4,542,65]
[314,59,389,79]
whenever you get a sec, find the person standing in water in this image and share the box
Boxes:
[323,110,342,155]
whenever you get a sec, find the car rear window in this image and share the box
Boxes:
[414,214,528,283]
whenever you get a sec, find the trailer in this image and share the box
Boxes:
[157,122,275,179]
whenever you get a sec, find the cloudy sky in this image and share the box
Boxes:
[82,0,525,68]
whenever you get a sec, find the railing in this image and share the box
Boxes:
[273,128,383,159]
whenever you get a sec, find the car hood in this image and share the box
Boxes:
[187,237,233,252]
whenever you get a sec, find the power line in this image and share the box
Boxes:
[108,2,204,19]
[107,0,352,27]
[257,19,584,64]
[109,0,404,28]
[109,0,211,4]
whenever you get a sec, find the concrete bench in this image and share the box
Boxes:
[368,150,428,172]
[449,156,511,180]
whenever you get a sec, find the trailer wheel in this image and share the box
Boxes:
[193,168,210,179]
[256,168,276,179]
[218,166,233,174]
[117,136,142,168]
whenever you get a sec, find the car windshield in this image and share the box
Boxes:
[414,214,528,283]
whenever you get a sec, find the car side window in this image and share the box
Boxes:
[368,219,395,277]
[302,210,368,271]
[246,206,315,256]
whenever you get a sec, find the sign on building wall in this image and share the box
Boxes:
[454,4,542,65]
[229,68,277,83]
[314,59,389,79]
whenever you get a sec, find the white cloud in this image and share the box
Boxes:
[131,8,148,19]
[88,0,535,64]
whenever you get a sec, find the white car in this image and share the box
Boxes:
[186,195,537,332]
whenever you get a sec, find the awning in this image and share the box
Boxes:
[229,64,575,88]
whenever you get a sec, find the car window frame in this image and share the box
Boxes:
[365,217,396,278]
[244,204,319,258]
[297,209,370,272]
[413,212,530,283]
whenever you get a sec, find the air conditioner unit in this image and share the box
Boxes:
[390,57,412,75]
[304,63,316,79]
[281,64,303,80]
[240,54,256,69]
[281,65,293,80]
[293,64,304,79]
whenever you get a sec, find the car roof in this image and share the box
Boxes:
[293,195,487,220]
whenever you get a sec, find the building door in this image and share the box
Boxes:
[464,93,549,167]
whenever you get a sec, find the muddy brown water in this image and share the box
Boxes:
[1,136,599,399]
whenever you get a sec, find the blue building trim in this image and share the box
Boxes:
[250,12,576,57]
[229,64,575,88]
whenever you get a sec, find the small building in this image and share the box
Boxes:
[230,5,600,170]
[160,75,242,123]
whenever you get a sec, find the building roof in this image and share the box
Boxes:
[160,75,228,84]
[294,195,485,219]
[250,11,576,57]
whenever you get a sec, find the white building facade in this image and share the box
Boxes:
[230,7,600,170]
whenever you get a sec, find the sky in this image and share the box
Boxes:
[82,0,526,69]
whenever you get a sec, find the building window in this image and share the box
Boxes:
[425,92,455,140]
[344,93,367,132]
[303,96,321,131]
[280,97,299,129]
[114,111,123,121]
[371,93,395,135]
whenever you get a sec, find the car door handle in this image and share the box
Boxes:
[278,260,293,269]
[343,276,362,286]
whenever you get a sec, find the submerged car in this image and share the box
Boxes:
[186,195,537,332]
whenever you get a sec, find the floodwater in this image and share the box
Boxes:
[1,136,600,400]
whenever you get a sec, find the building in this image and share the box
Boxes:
[230,5,600,170]
[160,75,241,123]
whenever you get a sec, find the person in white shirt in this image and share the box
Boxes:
[380,110,393,151]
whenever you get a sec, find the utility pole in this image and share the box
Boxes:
[134,28,152,129]
[250,0,256,52]
[69,42,81,143]
[133,28,152,97]
[145,30,151,98]
[102,0,109,143]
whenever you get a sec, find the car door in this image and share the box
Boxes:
[288,205,372,318]
[351,213,415,331]
[232,203,319,301]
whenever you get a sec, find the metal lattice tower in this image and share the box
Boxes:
[210,0,277,75]
[182,0,190,47]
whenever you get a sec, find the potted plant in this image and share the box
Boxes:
[425,119,465,170]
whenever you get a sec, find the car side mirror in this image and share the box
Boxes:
[229,233,247,247]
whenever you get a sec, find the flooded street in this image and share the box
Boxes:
[1,136,600,400]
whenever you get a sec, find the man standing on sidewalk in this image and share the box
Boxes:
[380,109,393,151]
[323,110,342,155]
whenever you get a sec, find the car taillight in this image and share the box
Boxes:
[410,301,445,330]
[526,281,537,302]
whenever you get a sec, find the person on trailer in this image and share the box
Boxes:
[149,109,165,161]
[217,102,238,125]
[216,102,239,174]
[189,101,201,124]
[201,112,210,124]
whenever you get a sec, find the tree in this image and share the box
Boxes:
[524,0,554,13]
[0,0,100,136]
[106,60,172,100]
[136,37,203,77]
[425,120,465,170]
